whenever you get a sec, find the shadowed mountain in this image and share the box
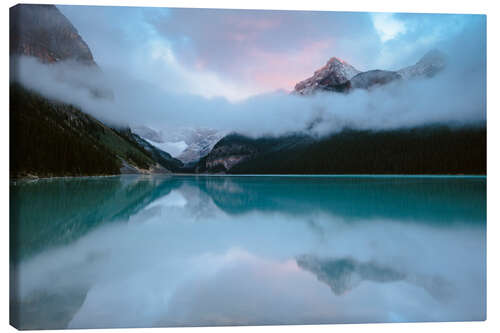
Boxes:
[10,5,183,177]
[195,125,486,175]
[10,84,180,177]
[9,4,116,99]
[10,4,95,65]
[194,133,314,173]
[350,70,402,89]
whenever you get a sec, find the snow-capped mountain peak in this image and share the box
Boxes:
[132,126,226,164]
[293,50,447,95]
[294,57,361,95]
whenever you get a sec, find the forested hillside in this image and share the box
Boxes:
[10,84,178,178]
[196,126,486,175]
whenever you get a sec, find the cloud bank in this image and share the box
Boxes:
[11,10,485,139]
[58,6,485,97]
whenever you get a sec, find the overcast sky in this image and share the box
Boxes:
[57,5,482,101]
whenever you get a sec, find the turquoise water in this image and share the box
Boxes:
[10,175,486,329]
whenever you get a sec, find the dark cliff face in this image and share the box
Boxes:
[10,4,116,100]
[10,4,96,65]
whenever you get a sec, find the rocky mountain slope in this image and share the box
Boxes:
[350,70,402,90]
[195,49,484,175]
[294,50,446,95]
[125,130,184,172]
[10,4,96,65]
[133,126,226,165]
[10,4,115,99]
[175,128,227,164]
[294,57,361,95]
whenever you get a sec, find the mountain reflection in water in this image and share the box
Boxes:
[296,255,454,301]
[10,175,486,329]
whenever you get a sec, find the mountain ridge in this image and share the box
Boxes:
[293,49,447,95]
[194,125,486,175]
[294,57,361,95]
[9,4,183,177]
[10,4,96,65]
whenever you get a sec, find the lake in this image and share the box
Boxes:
[10,175,486,329]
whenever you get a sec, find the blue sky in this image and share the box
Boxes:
[57,5,485,101]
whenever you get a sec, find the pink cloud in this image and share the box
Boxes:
[246,39,335,91]
[150,9,374,92]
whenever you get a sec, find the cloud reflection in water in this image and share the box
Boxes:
[10,175,486,329]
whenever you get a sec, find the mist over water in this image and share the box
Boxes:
[10,175,486,329]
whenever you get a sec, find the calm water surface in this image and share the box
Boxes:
[10,175,486,329]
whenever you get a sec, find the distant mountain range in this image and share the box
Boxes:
[193,49,484,175]
[132,126,226,165]
[10,4,182,178]
[294,49,446,95]
[9,4,485,177]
